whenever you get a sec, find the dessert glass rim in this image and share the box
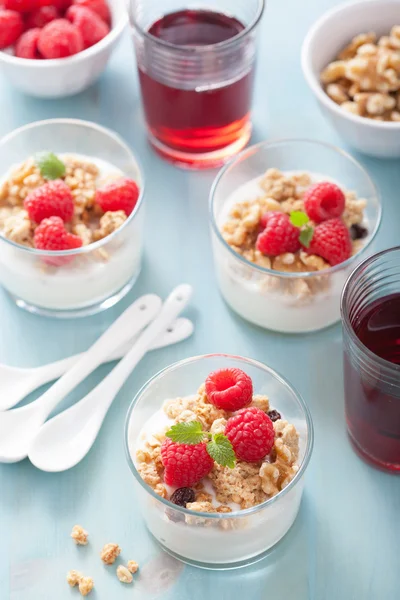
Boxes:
[341,245,400,373]
[301,0,400,129]
[0,118,145,258]
[209,137,382,279]
[0,3,128,67]
[124,352,314,519]
[128,0,265,54]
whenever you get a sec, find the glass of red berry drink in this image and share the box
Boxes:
[341,247,400,472]
[128,0,264,169]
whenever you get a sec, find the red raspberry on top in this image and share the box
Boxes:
[306,218,352,266]
[256,212,300,256]
[205,368,253,411]
[225,407,275,463]
[24,180,74,224]
[26,6,59,29]
[161,438,214,487]
[37,18,83,59]
[66,5,109,48]
[34,216,82,265]
[95,178,140,216]
[0,9,23,49]
[72,0,110,24]
[304,182,345,223]
[4,0,38,11]
[15,29,41,59]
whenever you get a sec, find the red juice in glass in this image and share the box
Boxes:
[342,249,400,473]
[130,1,264,169]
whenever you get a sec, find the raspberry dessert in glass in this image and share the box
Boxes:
[129,0,264,169]
[0,119,145,318]
[210,139,381,333]
[341,247,400,472]
[125,354,313,569]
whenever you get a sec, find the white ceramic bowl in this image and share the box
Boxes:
[0,0,127,98]
[301,0,400,158]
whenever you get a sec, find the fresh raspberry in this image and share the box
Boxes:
[225,407,275,463]
[40,0,71,10]
[72,0,110,24]
[66,5,109,48]
[26,6,59,28]
[205,368,253,411]
[256,212,300,256]
[304,182,346,223]
[24,180,74,223]
[95,178,140,216]
[4,0,39,11]
[306,218,352,266]
[34,216,82,265]
[15,28,41,58]
[37,18,83,58]
[161,438,214,487]
[0,9,23,49]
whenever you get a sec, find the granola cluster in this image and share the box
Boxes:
[220,169,366,302]
[136,383,300,522]
[67,526,139,594]
[0,155,126,250]
[321,27,400,121]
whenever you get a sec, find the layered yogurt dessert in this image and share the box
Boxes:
[213,164,371,332]
[127,357,312,567]
[0,151,144,315]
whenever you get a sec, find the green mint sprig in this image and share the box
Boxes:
[166,421,236,469]
[290,210,314,248]
[34,152,66,180]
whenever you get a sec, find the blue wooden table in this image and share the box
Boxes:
[0,1,399,598]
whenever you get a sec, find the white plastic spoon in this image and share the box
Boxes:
[28,284,193,472]
[0,317,193,412]
[0,294,163,463]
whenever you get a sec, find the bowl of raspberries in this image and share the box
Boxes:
[0,0,127,97]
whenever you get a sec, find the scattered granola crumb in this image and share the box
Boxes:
[71,525,89,546]
[67,570,83,587]
[100,543,121,565]
[116,565,133,584]
[127,560,139,574]
[78,576,94,597]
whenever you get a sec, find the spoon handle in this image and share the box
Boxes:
[28,318,193,390]
[36,294,162,416]
[83,285,192,418]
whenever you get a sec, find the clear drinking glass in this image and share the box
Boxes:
[129,0,264,169]
[0,119,145,318]
[210,139,382,333]
[125,354,313,569]
[341,247,400,473]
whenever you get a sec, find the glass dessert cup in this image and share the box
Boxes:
[210,139,381,334]
[0,119,145,318]
[128,0,264,170]
[125,354,313,570]
[341,247,400,473]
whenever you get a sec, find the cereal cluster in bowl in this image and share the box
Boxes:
[0,0,111,60]
[221,168,367,270]
[136,367,300,525]
[0,151,140,263]
[321,26,400,121]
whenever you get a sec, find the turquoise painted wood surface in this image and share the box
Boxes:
[0,0,399,598]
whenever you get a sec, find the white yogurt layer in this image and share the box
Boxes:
[0,154,144,312]
[130,398,305,566]
[214,170,363,333]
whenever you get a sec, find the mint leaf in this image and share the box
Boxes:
[299,225,314,248]
[34,152,66,180]
[290,211,310,228]
[166,421,205,445]
[207,434,236,468]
